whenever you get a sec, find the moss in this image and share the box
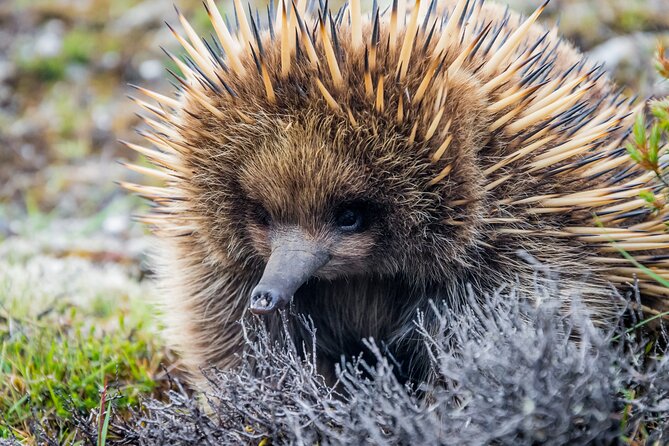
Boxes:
[62,29,96,64]
[17,57,67,82]
[16,28,96,84]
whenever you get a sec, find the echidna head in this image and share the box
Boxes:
[240,117,397,314]
[186,93,486,314]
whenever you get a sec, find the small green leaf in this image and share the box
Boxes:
[652,103,669,121]
[633,113,646,146]
[639,190,656,204]
[626,143,642,163]
[649,124,662,154]
[99,400,112,446]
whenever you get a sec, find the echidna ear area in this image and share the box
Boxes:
[120,0,669,303]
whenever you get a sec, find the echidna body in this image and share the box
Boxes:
[125,0,669,384]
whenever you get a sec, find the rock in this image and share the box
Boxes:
[34,19,64,58]
[110,0,173,34]
[139,59,163,81]
[589,32,669,97]
[589,33,657,70]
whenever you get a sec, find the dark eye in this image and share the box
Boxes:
[335,207,365,233]
[250,203,271,226]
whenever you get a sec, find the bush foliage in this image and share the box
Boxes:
[12,275,667,446]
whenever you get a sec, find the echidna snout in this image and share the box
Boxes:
[250,228,330,314]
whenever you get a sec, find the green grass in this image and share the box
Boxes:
[0,223,168,444]
[0,309,160,440]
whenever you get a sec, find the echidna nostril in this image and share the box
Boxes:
[249,287,290,315]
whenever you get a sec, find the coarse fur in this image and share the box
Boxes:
[123,0,669,385]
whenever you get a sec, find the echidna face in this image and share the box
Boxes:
[238,122,382,287]
[202,113,464,314]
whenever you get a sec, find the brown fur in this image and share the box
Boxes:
[126,0,669,385]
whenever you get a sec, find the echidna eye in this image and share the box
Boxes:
[335,207,364,233]
[250,203,271,226]
[258,210,271,226]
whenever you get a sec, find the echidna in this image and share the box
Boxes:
[123,0,669,384]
